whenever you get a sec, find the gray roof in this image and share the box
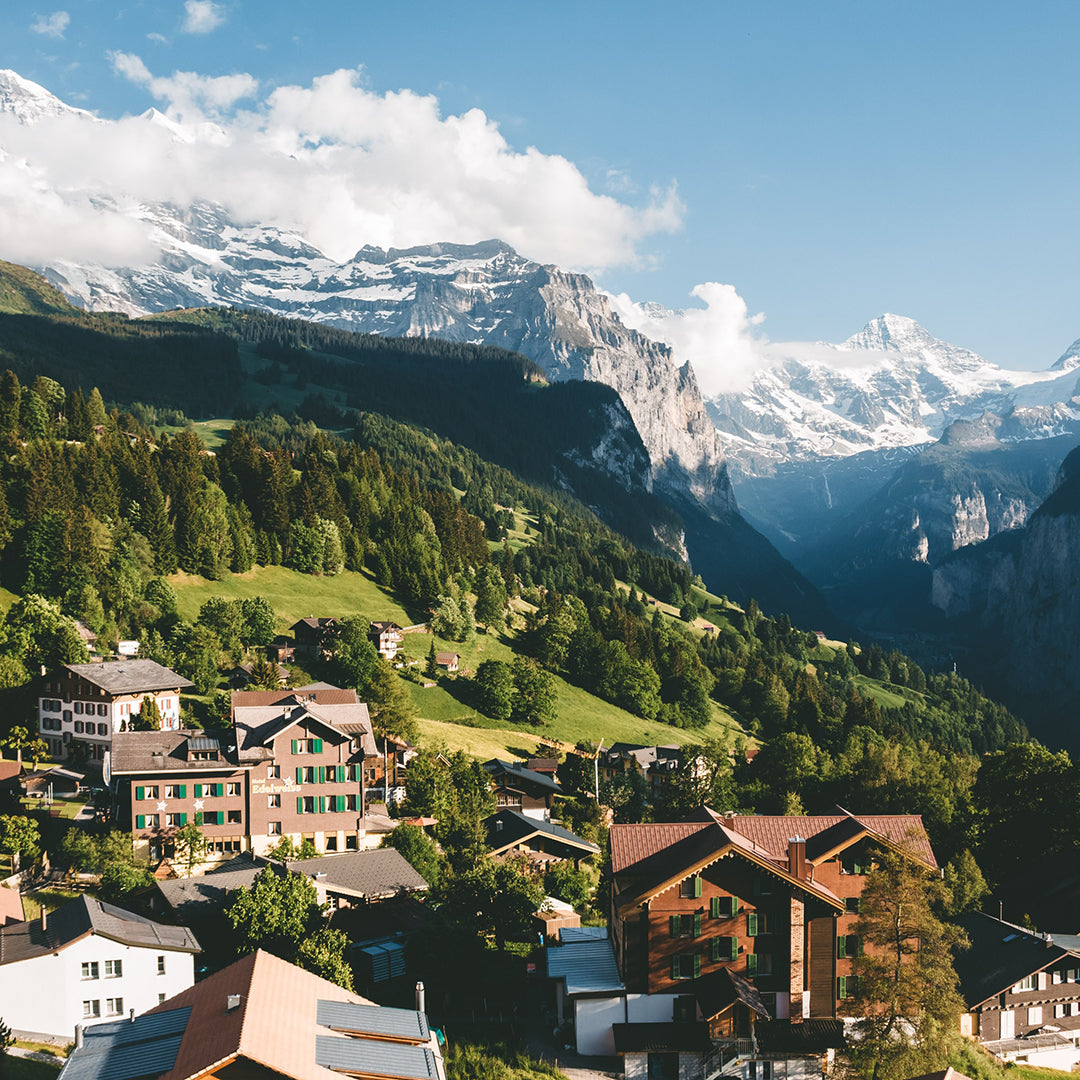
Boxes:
[64,660,193,695]
[483,759,561,794]
[58,1007,192,1080]
[559,926,610,943]
[109,730,243,775]
[315,1036,438,1080]
[317,1000,429,1042]
[286,848,429,899]
[0,895,199,965]
[485,810,601,856]
[234,697,376,761]
[546,938,625,995]
[154,854,282,917]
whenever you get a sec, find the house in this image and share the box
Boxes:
[954,913,1080,1070]
[369,622,404,660]
[57,948,446,1080]
[108,686,380,864]
[38,660,194,765]
[363,735,417,805]
[435,652,459,672]
[0,759,20,804]
[229,662,291,689]
[0,894,199,1040]
[290,617,340,659]
[485,809,600,866]
[117,640,139,657]
[527,757,559,781]
[598,744,686,802]
[483,758,562,820]
[23,766,84,798]
[554,807,935,1069]
[265,636,297,664]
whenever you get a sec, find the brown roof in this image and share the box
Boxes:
[148,949,373,1080]
[109,730,244,775]
[0,760,19,783]
[0,887,23,926]
[230,686,358,709]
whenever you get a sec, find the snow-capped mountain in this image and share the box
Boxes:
[710,313,1080,469]
[0,69,95,123]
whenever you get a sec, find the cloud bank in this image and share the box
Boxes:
[30,11,69,38]
[0,62,683,273]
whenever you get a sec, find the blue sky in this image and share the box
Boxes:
[1,0,1078,370]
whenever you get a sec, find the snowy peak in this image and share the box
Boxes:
[0,68,94,123]
[841,313,988,372]
[1052,337,1080,372]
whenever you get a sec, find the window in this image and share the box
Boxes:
[144,813,160,828]
[157,955,166,975]
[63,710,72,723]
[670,913,702,938]
[837,975,858,999]
[81,962,100,980]
[325,835,338,852]
[346,794,358,811]
[710,936,738,962]
[746,912,769,936]
[750,952,773,976]
[97,724,108,736]
[158,993,167,1005]
[227,810,242,824]
[673,996,697,1022]
[165,813,186,827]
[135,785,159,801]
[1068,968,1079,983]
[711,895,737,919]
[106,997,124,1016]
[840,854,866,875]
[98,704,108,716]
[104,959,122,978]
[268,821,282,835]
[267,765,280,779]
[268,794,281,808]
[671,953,700,980]
[345,834,358,850]
[302,796,315,814]
[845,896,862,914]
[1015,975,1037,992]
[227,782,241,797]
[648,1053,678,1080]
[74,721,84,734]
[290,737,324,755]
[1028,1006,1043,1026]
[74,702,83,714]
[165,785,187,799]
[680,875,703,899]
[82,1000,101,1018]
[1055,1004,1074,1019]
[837,935,861,959]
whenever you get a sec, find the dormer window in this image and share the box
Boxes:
[187,736,220,762]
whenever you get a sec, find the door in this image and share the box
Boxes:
[1000,1010,1015,1039]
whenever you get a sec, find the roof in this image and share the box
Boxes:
[756,1019,846,1054]
[229,686,358,709]
[0,894,199,965]
[370,622,402,633]
[485,810,600,857]
[0,760,20,783]
[59,1007,193,1080]
[233,693,376,761]
[558,926,610,944]
[329,894,436,944]
[0,887,23,926]
[286,848,430,899]
[612,1022,713,1054]
[546,938,625,995]
[109,731,242,775]
[691,967,772,1022]
[435,653,459,663]
[136,950,440,1080]
[953,913,1080,1008]
[62,660,193,695]
[292,617,338,632]
[154,854,279,918]
[483,759,562,794]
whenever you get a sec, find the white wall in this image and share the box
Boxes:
[575,996,625,1056]
[627,993,676,1022]
[0,933,195,1039]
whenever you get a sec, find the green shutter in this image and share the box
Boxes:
[856,936,864,957]
[710,896,720,919]
[837,936,847,959]
[319,796,326,814]
[337,795,346,812]
[296,767,303,785]
[194,784,202,798]
[313,738,323,754]
[747,953,758,977]
[297,796,304,814]
[692,913,702,937]
[318,766,325,784]
[837,976,847,999]
[214,783,224,797]
[136,786,144,801]
[291,739,298,754]
[338,765,347,782]
[178,813,187,825]
[136,814,145,829]
[670,915,681,938]
[195,812,203,826]
[671,956,680,980]
[178,785,186,798]
[693,876,702,898]
[728,897,738,917]
[747,912,758,936]
[710,937,720,961]
[693,954,701,979]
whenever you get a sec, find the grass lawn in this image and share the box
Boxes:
[21,887,82,921]
[16,795,86,820]
[4,1057,63,1080]
[170,565,419,629]
[853,674,923,709]
[14,1043,67,1059]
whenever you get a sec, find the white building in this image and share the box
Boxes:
[38,660,193,764]
[0,894,200,1040]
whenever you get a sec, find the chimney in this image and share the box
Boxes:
[788,837,806,879]
[74,1025,84,1049]
[415,981,426,1015]
[129,1008,136,1023]
[227,994,242,1012]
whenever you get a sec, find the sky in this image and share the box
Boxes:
[0,0,1078,382]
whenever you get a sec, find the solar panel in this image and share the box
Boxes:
[315,1035,437,1079]
[317,1001,428,1041]
[59,1009,191,1080]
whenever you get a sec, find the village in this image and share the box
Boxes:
[1,612,1077,1080]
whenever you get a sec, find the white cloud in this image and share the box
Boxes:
[30,11,69,38]
[611,283,768,396]
[182,1,224,34]
[0,62,682,273]
[146,32,168,45]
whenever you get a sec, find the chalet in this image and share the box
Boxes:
[598,743,685,801]
[485,809,600,866]
[58,949,446,1080]
[229,662,290,689]
[954,913,1080,1070]
[526,757,559,781]
[364,734,417,804]
[0,895,199,1040]
[290,617,339,659]
[550,807,935,1068]
[483,758,562,820]
[39,660,193,765]
[369,622,404,660]
[435,651,459,672]
[265,636,297,663]
[108,686,379,864]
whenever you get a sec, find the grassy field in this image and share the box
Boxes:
[20,887,81,921]
[170,565,419,629]
[4,1058,63,1080]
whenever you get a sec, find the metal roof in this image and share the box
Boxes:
[58,1008,191,1080]
[64,660,193,695]
[546,939,625,995]
[315,1036,438,1080]
[187,737,220,752]
[485,810,600,856]
[317,1001,429,1042]
[558,926,610,944]
[287,849,429,900]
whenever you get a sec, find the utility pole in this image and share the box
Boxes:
[594,738,604,802]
